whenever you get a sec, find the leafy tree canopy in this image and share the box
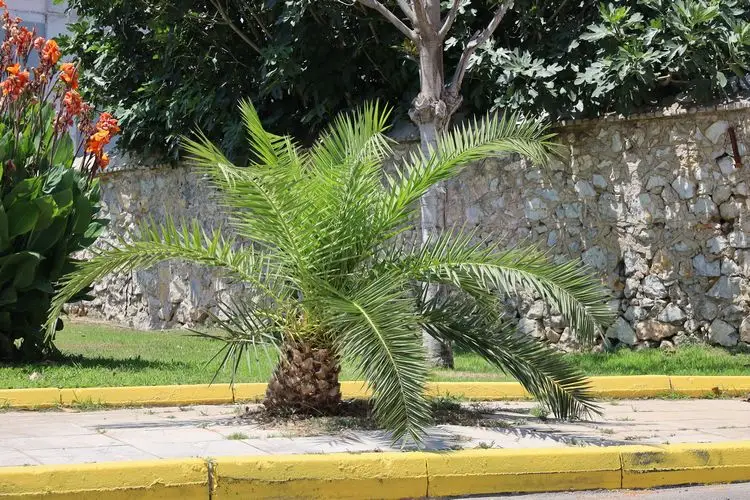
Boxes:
[62,0,750,161]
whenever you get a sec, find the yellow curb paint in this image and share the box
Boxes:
[228,383,267,402]
[340,380,373,399]
[669,376,750,397]
[1,443,750,499]
[59,384,234,407]
[621,442,750,489]
[0,388,60,408]
[426,448,622,497]
[588,375,672,398]
[4,375,750,410]
[0,459,207,499]
[426,381,530,400]
[212,453,428,499]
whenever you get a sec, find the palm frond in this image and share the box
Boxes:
[196,297,285,384]
[418,288,599,419]
[46,217,279,339]
[378,113,557,232]
[317,272,431,443]
[239,99,304,172]
[389,230,614,344]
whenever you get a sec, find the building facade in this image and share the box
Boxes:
[6,1,73,41]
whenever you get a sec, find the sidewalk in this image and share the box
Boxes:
[2,398,748,467]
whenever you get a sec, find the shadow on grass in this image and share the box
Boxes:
[0,354,192,372]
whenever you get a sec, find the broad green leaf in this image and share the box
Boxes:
[33,195,59,232]
[7,202,40,239]
[3,178,42,208]
[0,205,8,251]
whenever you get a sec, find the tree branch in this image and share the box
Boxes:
[358,0,417,41]
[210,0,263,56]
[395,0,417,23]
[412,0,436,37]
[449,0,513,91]
[439,0,461,39]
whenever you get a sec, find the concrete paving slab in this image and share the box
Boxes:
[0,450,40,466]
[0,398,748,467]
[24,444,159,465]
[120,439,269,459]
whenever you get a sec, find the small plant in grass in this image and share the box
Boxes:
[0,3,119,361]
[47,101,612,443]
[530,405,550,420]
[226,432,249,440]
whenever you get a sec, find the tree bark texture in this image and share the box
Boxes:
[264,341,342,415]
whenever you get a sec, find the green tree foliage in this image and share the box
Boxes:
[473,0,750,118]
[47,102,613,441]
[61,0,416,161]
[62,0,750,161]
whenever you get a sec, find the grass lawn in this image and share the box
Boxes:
[1,322,749,389]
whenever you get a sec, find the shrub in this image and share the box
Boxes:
[0,3,119,361]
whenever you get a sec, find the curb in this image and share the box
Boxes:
[1,376,750,409]
[2,443,750,499]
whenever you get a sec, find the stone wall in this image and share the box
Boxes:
[79,102,750,350]
[74,165,249,329]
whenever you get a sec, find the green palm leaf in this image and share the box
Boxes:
[392,230,615,344]
[418,288,600,418]
[45,217,276,338]
[48,100,609,444]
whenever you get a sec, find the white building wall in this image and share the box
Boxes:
[6,0,74,39]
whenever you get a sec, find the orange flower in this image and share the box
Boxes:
[86,129,111,154]
[1,65,29,98]
[41,39,61,65]
[59,62,78,89]
[33,36,45,51]
[14,26,33,57]
[98,153,110,170]
[63,89,82,116]
[95,112,120,135]
[0,1,6,8]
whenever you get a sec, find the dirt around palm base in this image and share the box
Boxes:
[238,397,527,438]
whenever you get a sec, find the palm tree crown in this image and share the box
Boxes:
[46,101,614,442]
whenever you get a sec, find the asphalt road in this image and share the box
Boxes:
[459,483,750,499]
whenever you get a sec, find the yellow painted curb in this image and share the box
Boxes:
[588,375,672,398]
[1,443,750,499]
[426,447,622,497]
[621,441,750,489]
[0,388,60,409]
[0,459,207,499]
[3,375,750,409]
[669,376,750,397]
[59,384,234,407]
[212,453,428,499]
[426,381,530,400]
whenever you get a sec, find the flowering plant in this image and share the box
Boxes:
[0,2,119,361]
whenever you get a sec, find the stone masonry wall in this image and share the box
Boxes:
[78,102,750,350]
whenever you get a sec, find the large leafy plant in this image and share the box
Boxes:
[0,3,119,360]
[479,0,750,118]
[47,101,612,442]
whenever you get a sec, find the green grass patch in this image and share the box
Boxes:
[0,322,749,389]
[439,345,750,378]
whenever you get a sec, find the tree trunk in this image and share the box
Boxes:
[264,340,342,415]
[416,123,454,368]
[410,39,455,368]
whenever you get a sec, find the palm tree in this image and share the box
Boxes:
[46,101,613,442]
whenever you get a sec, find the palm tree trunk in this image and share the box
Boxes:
[264,340,342,414]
